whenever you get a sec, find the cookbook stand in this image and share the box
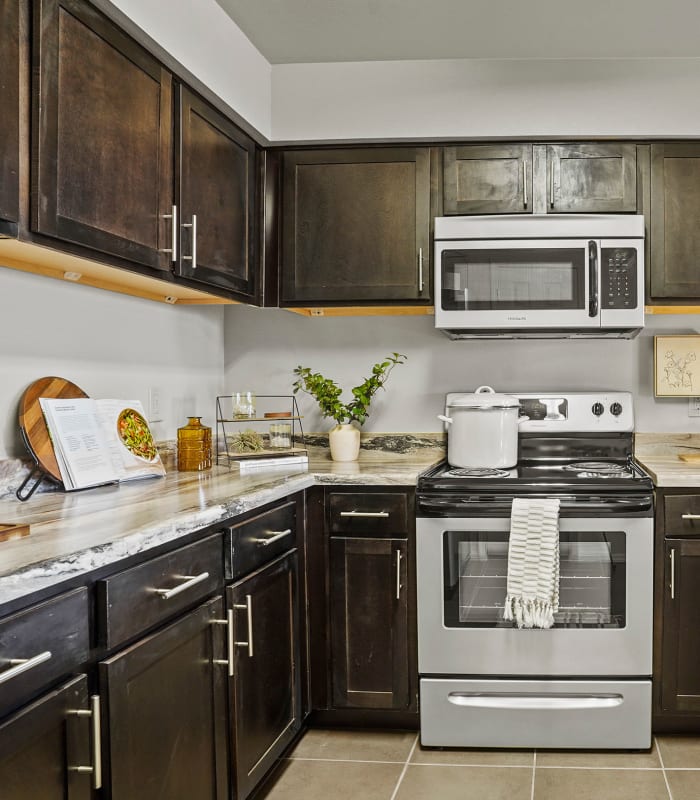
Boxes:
[16,376,89,501]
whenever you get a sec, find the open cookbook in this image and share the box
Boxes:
[39,398,165,490]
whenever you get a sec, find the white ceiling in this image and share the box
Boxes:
[214,0,700,64]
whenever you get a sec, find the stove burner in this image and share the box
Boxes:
[564,460,629,477]
[445,467,510,478]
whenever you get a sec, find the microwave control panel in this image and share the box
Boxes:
[601,248,637,309]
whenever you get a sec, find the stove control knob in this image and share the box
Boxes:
[610,402,623,417]
[592,402,604,417]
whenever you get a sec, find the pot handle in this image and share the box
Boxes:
[437,414,453,426]
[517,415,530,425]
[475,385,495,394]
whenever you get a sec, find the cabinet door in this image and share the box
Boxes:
[443,144,532,215]
[546,143,637,213]
[100,596,228,800]
[661,539,700,713]
[650,143,700,298]
[228,551,301,800]
[0,675,92,800]
[177,87,257,300]
[0,0,21,225]
[330,537,409,709]
[281,148,431,304]
[34,0,173,271]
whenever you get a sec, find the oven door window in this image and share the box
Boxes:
[443,531,626,629]
[441,247,586,311]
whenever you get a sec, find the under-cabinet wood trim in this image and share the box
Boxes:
[646,306,700,315]
[286,306,435,317]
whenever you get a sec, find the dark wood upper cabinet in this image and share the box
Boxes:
[99,596,228,800]
[443,144,533,215]
[547,143,637,213]
[228,551,302,800]
[649,143,700,299]
[0,0,21,225]
[661,537,700,715]
[443,143,636,216]
[281,148,432,305]
[330,537,409,710]
[176,86,258,301]
[33,0,173,271]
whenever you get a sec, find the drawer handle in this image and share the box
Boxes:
[447,692,623,711]
[339,510,389,518]
[681,513,700,520]
[0,650,52,685]
[395,549,402,600]
[255,529,292,546]
[233,595,254,658]
[68,695,102,789]
[670,548,676,600]
[212,608,235,677]
[154,572,210,600]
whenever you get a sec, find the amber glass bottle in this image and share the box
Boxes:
[177,417,212,471]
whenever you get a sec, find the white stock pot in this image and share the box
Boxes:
[437,386,527,469]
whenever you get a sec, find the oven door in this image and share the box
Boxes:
[416,515,652,676]
[434,238,598,330]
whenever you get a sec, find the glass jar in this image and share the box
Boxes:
[177,417,212,471]
[269,422,292,449]
[232,391,256,419]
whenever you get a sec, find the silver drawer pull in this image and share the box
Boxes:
[448,692,623,711]
[670,548,676,600]
[339,510,389,518]
[0,650,52,685]
[212,609,235,677]
[154,572,209,600]
[681,513,700,520]
[233,595,254,657]
[255,529,292,546]
[395,549,402,600]
[68,695,102,789]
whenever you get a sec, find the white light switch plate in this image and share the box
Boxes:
[688,398,700,417]
[149,387,163,422]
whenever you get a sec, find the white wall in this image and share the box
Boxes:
[223,304,700,434]
[110,0,272,139]
[0,269,223,459]
[272,58,700,142]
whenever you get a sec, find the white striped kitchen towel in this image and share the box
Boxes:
[503,497,561,629]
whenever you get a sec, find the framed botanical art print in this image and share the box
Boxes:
[654,335,700,396]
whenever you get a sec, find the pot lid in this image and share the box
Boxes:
[447,385,520,409]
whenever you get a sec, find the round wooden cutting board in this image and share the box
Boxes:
[18,376,89,482]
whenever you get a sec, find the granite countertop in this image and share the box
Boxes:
[0,434,443,610]
[635,433,700,488]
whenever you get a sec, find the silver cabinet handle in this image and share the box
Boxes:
[522,161,527,208]
[448,692,623,711]
[160,204,177,262]
[550,161,555,208]
[340,510,389,518]
[395,549,402,600]
[418,248,424,293]
[212,608,235,677]
[0,650,51,685]
[233,595,254,657]
[154,572,209,600]
[670,548,676,600]
[681,513,700,519]
[255,529,292,546]
[69,695,102,789]
[182,214,197,269]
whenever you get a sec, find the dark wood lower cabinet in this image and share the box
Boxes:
[0,675,92,800]
[228,551,302,800]
[330,537,409,710]
[99,596,228,800]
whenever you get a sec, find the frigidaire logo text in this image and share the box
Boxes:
[507,316,527,321]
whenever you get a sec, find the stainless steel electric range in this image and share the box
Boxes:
[416,391,654,750]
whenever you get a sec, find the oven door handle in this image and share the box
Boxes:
[447,692,623,711]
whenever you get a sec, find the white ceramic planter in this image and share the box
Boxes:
[329,423,361,462]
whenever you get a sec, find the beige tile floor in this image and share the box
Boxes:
[255,728,700,800]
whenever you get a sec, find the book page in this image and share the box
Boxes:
[39,398,118,490]
[95,400,165,481]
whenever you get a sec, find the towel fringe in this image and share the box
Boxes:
[504,595,555,629]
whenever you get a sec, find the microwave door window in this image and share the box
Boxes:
[441,248,586,311]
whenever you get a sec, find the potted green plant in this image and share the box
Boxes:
[293,353,407,462]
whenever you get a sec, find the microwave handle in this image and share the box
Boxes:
[588,240,599,318]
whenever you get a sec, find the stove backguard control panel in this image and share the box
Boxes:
[514,392,634,433]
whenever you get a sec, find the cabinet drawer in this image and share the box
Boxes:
[0,587,89,718]
[329,492,408,537]
[226,501,297,580]
[664,495,700,536]
[97,533,223,649]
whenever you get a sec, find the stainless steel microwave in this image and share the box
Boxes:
[434,214,645,339]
